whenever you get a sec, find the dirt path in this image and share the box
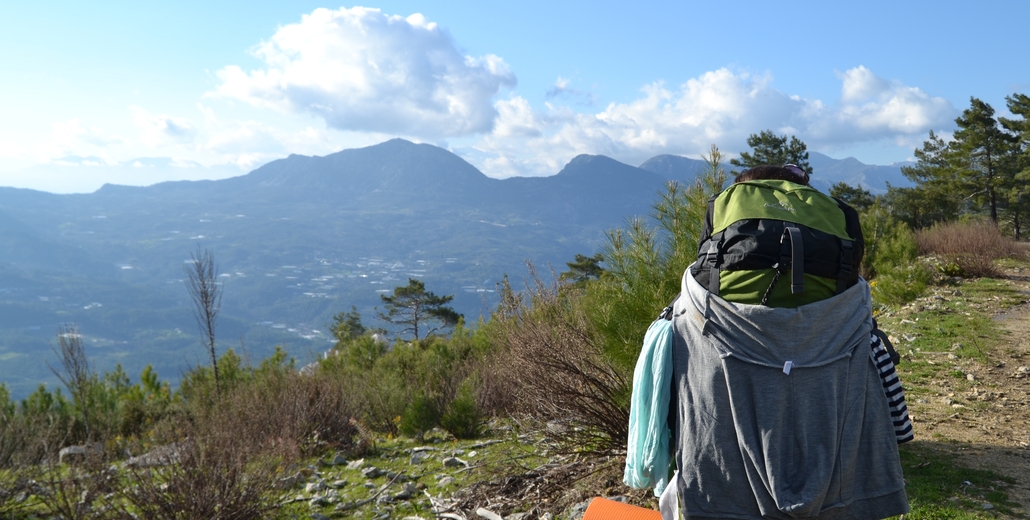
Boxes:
[904,270,1030,514]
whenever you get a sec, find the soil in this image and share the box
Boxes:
[901,268,1030,515]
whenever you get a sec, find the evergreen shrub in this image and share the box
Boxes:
[441,380,484,440]
[399,393,440,441]
[861,202,931,304]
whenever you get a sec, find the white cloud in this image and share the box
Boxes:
[492,97,542,138]
[130,106,197,147]
[838,66,891,103]
[470,66,955,177]
[813,65,954,144]
[212,7,516,138]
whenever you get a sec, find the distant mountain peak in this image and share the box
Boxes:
[558,154,645,177]
[638,154,707,182]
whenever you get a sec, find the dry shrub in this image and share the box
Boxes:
[177,352,364,459]
[0,418,38,519]
[112,370,363,519]
[916,221,1023,278]
[34,445,119,520]
[486,270,628,453]
[218,372,362,458]
[117,430,280,520]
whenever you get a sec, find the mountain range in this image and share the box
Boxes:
[0,139,911,398]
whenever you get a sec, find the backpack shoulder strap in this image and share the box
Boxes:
[659,293,681,321]
[872,318,901,365]
[832,197,864,294]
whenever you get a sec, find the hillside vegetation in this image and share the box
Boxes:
[3,102,1030,518]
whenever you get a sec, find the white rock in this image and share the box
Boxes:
[59,443,104,465]
[126,440,187,467]
[476,508,503,520]
[277,472,304,489]
[442,456,468,468]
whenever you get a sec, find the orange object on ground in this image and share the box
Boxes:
[582,497,662,520]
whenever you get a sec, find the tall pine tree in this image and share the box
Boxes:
[1000,93,1030,238]
[896,130,962,228]
[949,97,1018,224]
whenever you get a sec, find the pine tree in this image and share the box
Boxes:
[377,278,461,341]
[829,182,874,211]
[949,97,1018,224]
[730,130,812,174]
[1000,93,1030,238]
[331,306,366,343]
[560,253,605,284]
[896,130,962,228]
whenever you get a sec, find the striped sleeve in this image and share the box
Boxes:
[870,333,914,444]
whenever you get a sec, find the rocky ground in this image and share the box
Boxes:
[884,266,1030,515]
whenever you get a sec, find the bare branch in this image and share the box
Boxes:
[184,246,222,390]
[48,323,95,439]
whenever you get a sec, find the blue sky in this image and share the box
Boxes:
[2,1,1028,193]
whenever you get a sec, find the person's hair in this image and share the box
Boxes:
[734,165,810,186]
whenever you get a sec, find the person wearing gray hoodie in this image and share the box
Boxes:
[667,246,909,519]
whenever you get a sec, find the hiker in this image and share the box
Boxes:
[625,165,911,520]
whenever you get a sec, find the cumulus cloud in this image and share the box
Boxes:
[813,65,955,144]
[212,7,516,138]
[130,106,197,147]
[471,66,955,177]
[492,97,542,138]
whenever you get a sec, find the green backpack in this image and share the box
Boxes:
[690,179,864,308]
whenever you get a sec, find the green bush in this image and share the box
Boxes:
[399,393,440,441]
[318,323,491,438]
[441,381,483,440]
[861,202,930,305]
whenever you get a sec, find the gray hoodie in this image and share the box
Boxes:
[670,269,908,519]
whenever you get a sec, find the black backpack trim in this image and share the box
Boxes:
[691,192,864,304]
